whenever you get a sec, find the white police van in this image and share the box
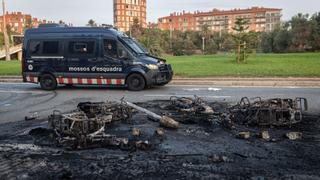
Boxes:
[22,24,173,91]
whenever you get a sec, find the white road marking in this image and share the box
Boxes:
[183,88,200,91]
[183,87,222,92]
[144,94,231,98]
[208,87,222,91]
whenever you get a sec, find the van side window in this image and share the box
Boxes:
[29,41,41,55]
[42,41,59,55]
[104,39,117,58]
[68,41,95,56]
[104,39,129,60]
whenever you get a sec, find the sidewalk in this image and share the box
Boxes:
[1,76,320,87]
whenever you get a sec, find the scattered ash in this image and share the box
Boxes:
[0,99,320,179]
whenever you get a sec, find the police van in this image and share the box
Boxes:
[22,24,173,91]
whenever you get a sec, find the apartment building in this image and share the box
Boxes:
[158,7,282,33]
[0,12,52,34]
[113,0,147,32]
[0,12,49,34]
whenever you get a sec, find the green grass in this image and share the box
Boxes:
[166,52,320,77]
[0,60,21,76]
[0,53,320,77]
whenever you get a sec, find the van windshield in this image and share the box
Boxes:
[121,37,148,55]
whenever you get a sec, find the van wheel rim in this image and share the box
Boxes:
[132,78,140,87]
[44,79,53,87]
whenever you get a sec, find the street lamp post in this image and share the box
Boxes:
[219,21,223,50]
[169,24,173,50]
[2,0,11,61]
[202,37,205,54]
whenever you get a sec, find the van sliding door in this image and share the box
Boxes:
[102,38,127,82]
[64,39,100,84]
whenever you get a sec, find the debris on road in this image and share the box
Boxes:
[238,131,251,139]
[45,101,156,150]
[155,128,165,136]
[155,96,216,125]
[160,116,179,129]
[261,130,271,141]
[28,96,310,151]
[123,100,179,129]
[25,112,39,121]
[132,128,141,137]
[286,132,303,140]
[229,97,308,126]
[3,96,319,179]
[77,101,132,122]
[170,96,214,114]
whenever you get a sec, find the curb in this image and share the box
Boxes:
[170,80,320,87]
[172,77,320,87]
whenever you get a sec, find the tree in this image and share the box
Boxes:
[5,24,14,43]
[201,24,211,40]
[260,32,275,53]
[273,29,292,53]
[59,20,66,25]
[138,28,163,57]
[170,30,196,56]
[232,18,250,63]
[24,17,32,30]
[200,24,213,54]
[289,13,312,51]
[130,18,143,38]
[0,33,4,48]
[87,19,97,27]
[309,12,320,50]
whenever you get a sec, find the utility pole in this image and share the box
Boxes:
[219,21,222,50]
[202,37,205,54]
[169,24,173,50]
[2,0,10,61]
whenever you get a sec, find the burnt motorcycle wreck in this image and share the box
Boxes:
[30,96,309,151]
[229,97,308,126]
[160,96,216,124]
[46,101,154,150]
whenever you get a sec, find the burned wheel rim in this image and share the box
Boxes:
[127,74,145,91]
[40,74,57,91]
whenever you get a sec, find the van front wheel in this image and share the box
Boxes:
[40,74,57,90]
[127,73,146,91]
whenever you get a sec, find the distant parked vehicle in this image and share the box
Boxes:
[22,24,173,91]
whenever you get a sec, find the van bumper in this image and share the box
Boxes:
[145,64,173,86]
[22,72,39,84]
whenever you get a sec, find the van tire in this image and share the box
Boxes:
[127,73,146,91]
[40,74,57,90]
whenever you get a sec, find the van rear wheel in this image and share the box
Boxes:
[127,73,146,91]
[40,74,57,90]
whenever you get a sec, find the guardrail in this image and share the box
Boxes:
[0,44,23,59]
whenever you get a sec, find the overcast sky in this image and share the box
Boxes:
[6,0,320,26]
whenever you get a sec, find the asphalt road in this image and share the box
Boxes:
[0,83,319,124]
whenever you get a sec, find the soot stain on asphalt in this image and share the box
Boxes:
[0,100,319,179]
